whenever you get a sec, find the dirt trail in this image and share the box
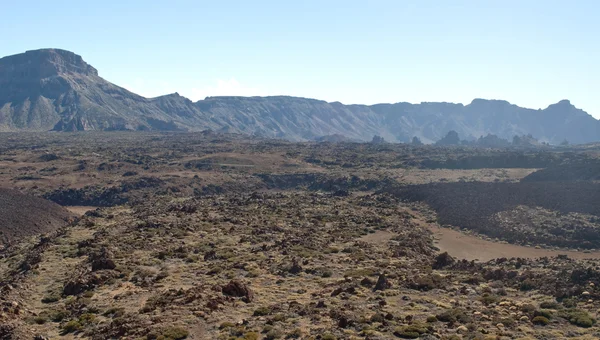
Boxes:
[428,225,600,262]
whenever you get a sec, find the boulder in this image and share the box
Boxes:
[222,280,254,303]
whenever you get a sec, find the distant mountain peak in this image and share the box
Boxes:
[546,99,577,111]
[0,48,98,78]
[1,48,599,144]
[555,99,573,107]
[469,98,511,106]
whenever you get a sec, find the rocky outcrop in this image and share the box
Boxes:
[222,280,254,302]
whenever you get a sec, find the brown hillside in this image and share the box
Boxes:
[0,188,73,245]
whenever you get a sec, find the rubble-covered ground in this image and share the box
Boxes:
[1,132,600,339]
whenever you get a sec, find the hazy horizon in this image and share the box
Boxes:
[2,0,598,118]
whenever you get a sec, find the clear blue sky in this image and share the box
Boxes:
[2,0,599,117]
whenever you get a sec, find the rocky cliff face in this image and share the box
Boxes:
[1,48,599,144]
[0,49,97,82]
[0,49,209,132]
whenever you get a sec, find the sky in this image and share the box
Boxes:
[2,0,599,118]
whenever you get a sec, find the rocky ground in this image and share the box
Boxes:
[1,133,600,339]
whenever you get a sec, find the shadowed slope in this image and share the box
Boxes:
[0,188,74,244]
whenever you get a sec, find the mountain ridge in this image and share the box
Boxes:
[1,48,599,144]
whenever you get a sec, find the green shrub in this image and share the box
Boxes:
[436,308,472,324]
[286,328,303,338]
[265,329,283,340]
[493,317,515,327]
[520,279,536,291]
[393,323,429,339]
[479,294,499,306]
[271,313,286,322]
[147,326,189,340]
[370,313,385,323]
[219,322,236,329]
[343,268,376,278]
[32,316,47,324]
[41,293,61,303]
[539,301,560,309]
[60,320,82,334]
[532,316,550,326]
[102,307,125,318]
[49,310,68,322]
[560,309,596,328]
[519,303,536,313]
[394,330,419,339]
[78,313,96,325]
[426,315,438,323]
[325,247,340,254]
[561,297,578,308]
[409,275,444,291]
[254,306,272,316]
[321,269,333,278]
[244,332,260,340]
[321,334,337,340]
[534,309,553,319]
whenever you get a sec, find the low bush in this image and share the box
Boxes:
[436,308,472,324]
[426,315,438,323]
[147,326,189,340]
[539,301,560,309]
[479,294,500,306]
[532,316,550,325]
[560,309,596,328]
[534,309,553,319]
[60,320,82,334]
[393,323,429,339]
[253,306,272,316]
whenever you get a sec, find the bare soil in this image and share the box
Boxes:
[0,188,74,244]
[429,225,600,261]
[65,206,98,216]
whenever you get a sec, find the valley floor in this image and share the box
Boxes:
[2,133,600,339]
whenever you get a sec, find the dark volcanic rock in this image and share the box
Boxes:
[433,252,456,269]
[222,280,254,302]
[90,247,117,271]
[374,274,392,291]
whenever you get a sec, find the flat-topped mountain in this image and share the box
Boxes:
[1,48,599,144]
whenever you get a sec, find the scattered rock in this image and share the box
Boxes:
[222,280,254,303]
[374,274,391,291]
[90,247,116,271]
[432,252,455,269]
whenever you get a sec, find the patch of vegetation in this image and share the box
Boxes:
[436,308,472,324]
[560,309,596,328]
[532,316,550,326]
[479,293,500,305]
[254,306,272,316]
[147,327,189,340]
[393,323,429,338]
[60,320,82,334]
[41,292,61,303]
[539,301,560,309]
